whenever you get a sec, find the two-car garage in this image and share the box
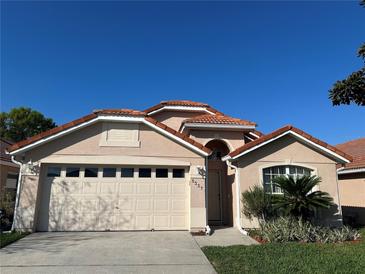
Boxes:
[37,165,189,231]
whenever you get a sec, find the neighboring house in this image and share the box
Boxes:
[1,138,20,201]
[336,138,365,226]
[6,100,352,232]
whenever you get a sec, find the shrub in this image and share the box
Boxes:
[272,175,334,221]
[0,192,15,231]
[260,217,360,243]
[241,185,274,225]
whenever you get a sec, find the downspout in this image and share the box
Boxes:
[205,156,210,231]
[10,155,23,231]
[226,160,248,236]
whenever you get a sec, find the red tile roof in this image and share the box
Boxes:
[7,109,211,155]
[336,138,365,170]
[145,117,211,154]
[1,139,14,163]
[94,109,146,116]
[144,100,223,114]
[227,125,352,162]
[182,114,256,126]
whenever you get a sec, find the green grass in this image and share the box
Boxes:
[0,231,29,248]
[202,227,365,274]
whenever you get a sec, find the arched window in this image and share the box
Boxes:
[262,165,312,194]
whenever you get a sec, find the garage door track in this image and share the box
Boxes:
[0,231,216,273]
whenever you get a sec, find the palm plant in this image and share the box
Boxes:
[241,185,273,225]
[271,175,334,220]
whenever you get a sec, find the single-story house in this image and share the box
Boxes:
[336,138,365,226]
[6,100,352,232]
[1,138,19,200]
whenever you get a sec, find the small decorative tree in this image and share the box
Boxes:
[272,175,334,221]
[241,185,273,227]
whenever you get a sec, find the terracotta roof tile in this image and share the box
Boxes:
[144,100,222,114]
[7,110,211,155]
[227,125,352,162]
[182,114,256,127]
[336,138,365,170]
[94,109,146,116]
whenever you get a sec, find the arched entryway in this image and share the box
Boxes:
[205,140,233,226]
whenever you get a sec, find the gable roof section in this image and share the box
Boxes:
[223,125,352,163]
[7,109,211,156]
[144,100,223,115]
[182,114,256,127]
[336,138,365,172]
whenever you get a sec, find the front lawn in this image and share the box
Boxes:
[202,228,365,274]
[0,231,29,248]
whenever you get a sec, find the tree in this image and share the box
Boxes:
[328,1,365,106]
[241,185,273,225]
[0,107,56,142]
[271,175,334,220]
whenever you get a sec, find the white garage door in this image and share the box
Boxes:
[41,166,189,231]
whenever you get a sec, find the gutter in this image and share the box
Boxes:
[225,160,248,235]
[10,156,23,231]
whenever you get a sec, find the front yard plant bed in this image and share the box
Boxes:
[0,231,30,248]
[202,228,365,274]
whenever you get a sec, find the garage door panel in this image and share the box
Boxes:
[117,198,134,210]
[171,199,186,211]
[171,215,187,229]
[42,166,189,231]
[100,182,116,194]
[155,183,169,194]
[135,215,152,230]
[115,214,134,230]
[82,181,98,194]
[135,198,153,211]
[154,215,169,229]
[118,183,134,194]
[171,183,186,194]
[136,183,152,194]
[154,199,169,212]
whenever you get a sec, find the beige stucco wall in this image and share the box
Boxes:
[188,129,246,152]
[13,121,207,231]
[338,173,365,208]
[234,135,342,228]
[338,172,365,226]
[151,111,205,131]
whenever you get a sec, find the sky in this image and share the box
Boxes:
[1,1,364,145]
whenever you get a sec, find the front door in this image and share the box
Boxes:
[208,170,222,224]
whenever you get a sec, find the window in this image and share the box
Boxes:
[173,169,185,178]
[263,165,312,194]
[66,167,80,177]
[156,168,168,178]
[139,168,151,178]
[121,168,134,178]
[6,173,18,188]
[103,168,116,178]
[47,167,61,177]
[85,167,98,177]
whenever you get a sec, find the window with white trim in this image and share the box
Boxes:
[263,165,312,194]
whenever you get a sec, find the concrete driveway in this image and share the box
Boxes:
[0,232,216,274]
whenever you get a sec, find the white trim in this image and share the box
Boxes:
[337,168,365,174]
[226,161,241,229]
[182,123,256,132]
[248,132,261,139]
[8,117,101,155]
[223,130,350,164]
[147,106,215,116]
[8,115,209,157]
[144,120,209,156]
[11,156,22,231]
